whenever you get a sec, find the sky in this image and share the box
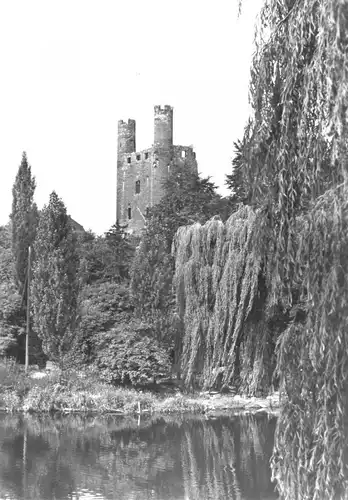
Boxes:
[0,0,262,235]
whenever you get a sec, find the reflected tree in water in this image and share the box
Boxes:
[0,413,277,500]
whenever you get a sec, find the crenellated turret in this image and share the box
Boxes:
[118,119,136,155]
[154,105,173,150]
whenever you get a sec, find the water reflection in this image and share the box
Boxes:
[0,412,278,500]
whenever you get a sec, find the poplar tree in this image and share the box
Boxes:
[31,191,79,364]
[10,152,38,301]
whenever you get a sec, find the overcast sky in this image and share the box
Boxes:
[0,0,262,235]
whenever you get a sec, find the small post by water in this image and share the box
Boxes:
[25,245,31,374]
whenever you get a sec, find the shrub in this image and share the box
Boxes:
[0,358,25,390]
[70,282,134,365]
[93,320,171,385]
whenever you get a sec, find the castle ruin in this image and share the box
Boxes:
[117,105,198,233]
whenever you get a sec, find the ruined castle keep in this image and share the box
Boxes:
[117,105,198,233]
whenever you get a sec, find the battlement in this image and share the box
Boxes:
[154,105,173,149]
[119,149,153,163]
[118,118,136,126]
[154,105,173,114]
[118,118,136,155]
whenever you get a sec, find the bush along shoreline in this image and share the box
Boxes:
[0,360,281,416]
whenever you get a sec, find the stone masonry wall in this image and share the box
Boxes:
[117,106,198,234]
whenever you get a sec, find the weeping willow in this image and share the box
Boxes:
[174,0,348,495]
[270,184,348,498]
[172,207,274,393]
[236,0,348,497]
[241,0,347,305]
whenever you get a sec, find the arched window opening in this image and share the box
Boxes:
[135,180,140,194]
[128,205,132,219]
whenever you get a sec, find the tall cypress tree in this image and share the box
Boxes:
[10,152,38,302]
[31,191,79,364]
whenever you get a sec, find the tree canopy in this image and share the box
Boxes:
[131,162,230,360]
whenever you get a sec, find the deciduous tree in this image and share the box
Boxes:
[131,162,226,360]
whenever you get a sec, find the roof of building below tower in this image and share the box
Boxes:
[68,216,85,233]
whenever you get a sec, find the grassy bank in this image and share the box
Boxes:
[0,359,281,416]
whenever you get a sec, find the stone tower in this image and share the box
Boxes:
[117,119,136,156]
[154,105,173,150]
[116,105,198,234]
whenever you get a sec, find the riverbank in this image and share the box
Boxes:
[0,362,281,416]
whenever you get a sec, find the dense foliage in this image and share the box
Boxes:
[72,281,134,364]
[31,192,79,364]
[77,223,135,286]
[104,221,135,281]
[131,162,231,366]
[172,207,276,394]
[93,319,171,385]
[217,0,348,497]
[0,225,21,357]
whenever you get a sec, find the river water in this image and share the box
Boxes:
[0,412,278,500]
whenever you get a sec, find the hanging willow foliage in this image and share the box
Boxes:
[238,0,348,309]
[237,0,348,497]
[271,184,348,498]
[172,207,274,393]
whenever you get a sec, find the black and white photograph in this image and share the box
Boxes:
[0,0,347,498]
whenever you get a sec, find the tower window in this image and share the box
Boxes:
[135,180,140,194]
[127,157,131,164]
[128,205,132,219]
[146,206,149,216]
[181,150,186,158]
[136,154,141,161]
[145,152,149,160]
